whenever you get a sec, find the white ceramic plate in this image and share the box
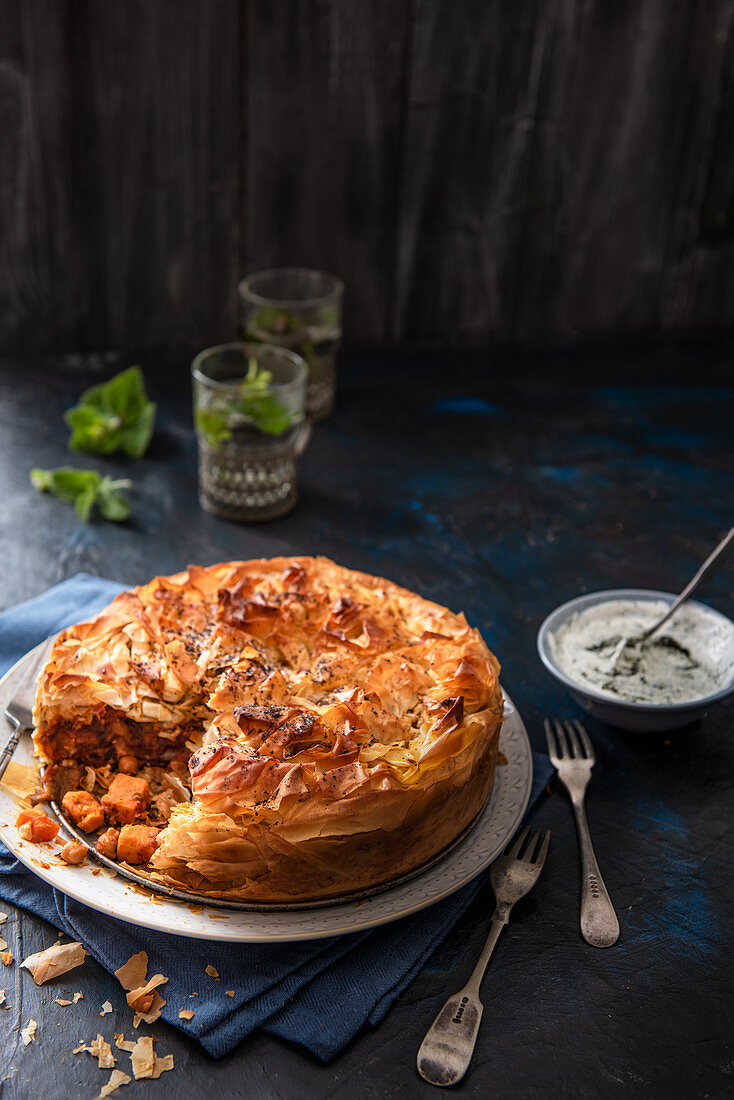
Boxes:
[0,647,532,942]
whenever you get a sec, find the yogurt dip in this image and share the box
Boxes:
[548,598,733,705]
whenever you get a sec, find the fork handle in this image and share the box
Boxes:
[0,719,22,782]
[416,915,505,1087]
[571,795,619,948]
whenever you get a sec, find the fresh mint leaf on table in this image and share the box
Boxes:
[65,366,156,458]
[31,468,132,522]
[195,359,295,450]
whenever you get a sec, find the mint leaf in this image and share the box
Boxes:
[237,391,292,435]
[97,477,133,521]
[195,409,233,450]
[195,361,295,447]
[65,405,122,454]
[65,367,156,457]
[31,467,132,523]
[118,399,156,458]
[75,485,98,521]
[31,467,101,501]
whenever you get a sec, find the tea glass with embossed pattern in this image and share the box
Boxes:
[192,343,311,522]
[239,268,343,422]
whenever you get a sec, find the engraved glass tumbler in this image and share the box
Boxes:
[239,268,343,422]
[192,343,310,522]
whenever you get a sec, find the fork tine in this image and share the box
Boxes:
[505,825,530,859]
[533,829,551,867]
[573,720,596,763]
[564,720,582,759]
[554,719,569,758]
[543,718,558,758]
[522,829,542,862]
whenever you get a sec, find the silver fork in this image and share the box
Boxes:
[0,636,56,781]
[544,718,619,948]
[416,826,550,1088]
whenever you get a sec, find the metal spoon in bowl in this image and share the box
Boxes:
[610,527,734,673]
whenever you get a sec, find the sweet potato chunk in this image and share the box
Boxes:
[61,790,105,833]
[16,809,60,843]
[96,827,120,859]
[101,774,150,825]
[117,825,160,865]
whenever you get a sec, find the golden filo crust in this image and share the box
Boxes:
[33,557,503,901]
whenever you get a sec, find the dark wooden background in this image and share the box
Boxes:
[1,0,733,352]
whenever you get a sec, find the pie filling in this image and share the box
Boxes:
[30,557,504,901]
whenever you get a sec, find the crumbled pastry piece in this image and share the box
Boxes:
[205,964,219,978]
[60,840,88,865]
[95,1068,132,1098]
[83,1033,116,1068]
[1,951,13,966]
[126,973,168,1015]
[0,912,7,924]
[225,990,235,998]
[55,998,72,1006]
[129,1035,174,1080]
[0,989,8,1008]
[100,1000,113,1015]
[21,1019,37,1045]
[0,936,6,952]
[114,952,148,991]
[21,941,86,984]
[115,951,167,1024]
[16,809,59,843]
[178,1009,194,1020]
[114,1034,136,1051]
[2,762,40,800]
[73,991,83,1002]
[61,790,105,832]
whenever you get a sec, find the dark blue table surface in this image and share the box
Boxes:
[0,341,732,1099]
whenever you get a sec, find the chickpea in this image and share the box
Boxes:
[60,841,87,865]
[96,827,120,860]
[117,755,139,775]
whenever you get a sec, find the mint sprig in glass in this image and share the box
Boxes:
[192,343,311,522]
[239,268,343,422]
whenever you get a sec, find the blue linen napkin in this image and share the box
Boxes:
[0,574,552,1061]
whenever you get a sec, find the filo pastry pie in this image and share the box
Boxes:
[33,557,503,901]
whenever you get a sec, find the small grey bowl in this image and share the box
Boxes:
[537,588,734,732]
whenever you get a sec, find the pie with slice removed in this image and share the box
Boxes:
[33,557,503,901]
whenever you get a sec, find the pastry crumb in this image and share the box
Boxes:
[96,1068,131,1097]
[114,1033,136,1052]
[225,990,235,998]
[100,1000,113,1015]
[21,1019,37,1045]
[130,1035,174,1079]
[76,1033,116,1068]
[205,964,219,978]
[21,941,86,984]
[178,1008,195,1020]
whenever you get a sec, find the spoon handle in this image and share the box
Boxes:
[641,527,734,640]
